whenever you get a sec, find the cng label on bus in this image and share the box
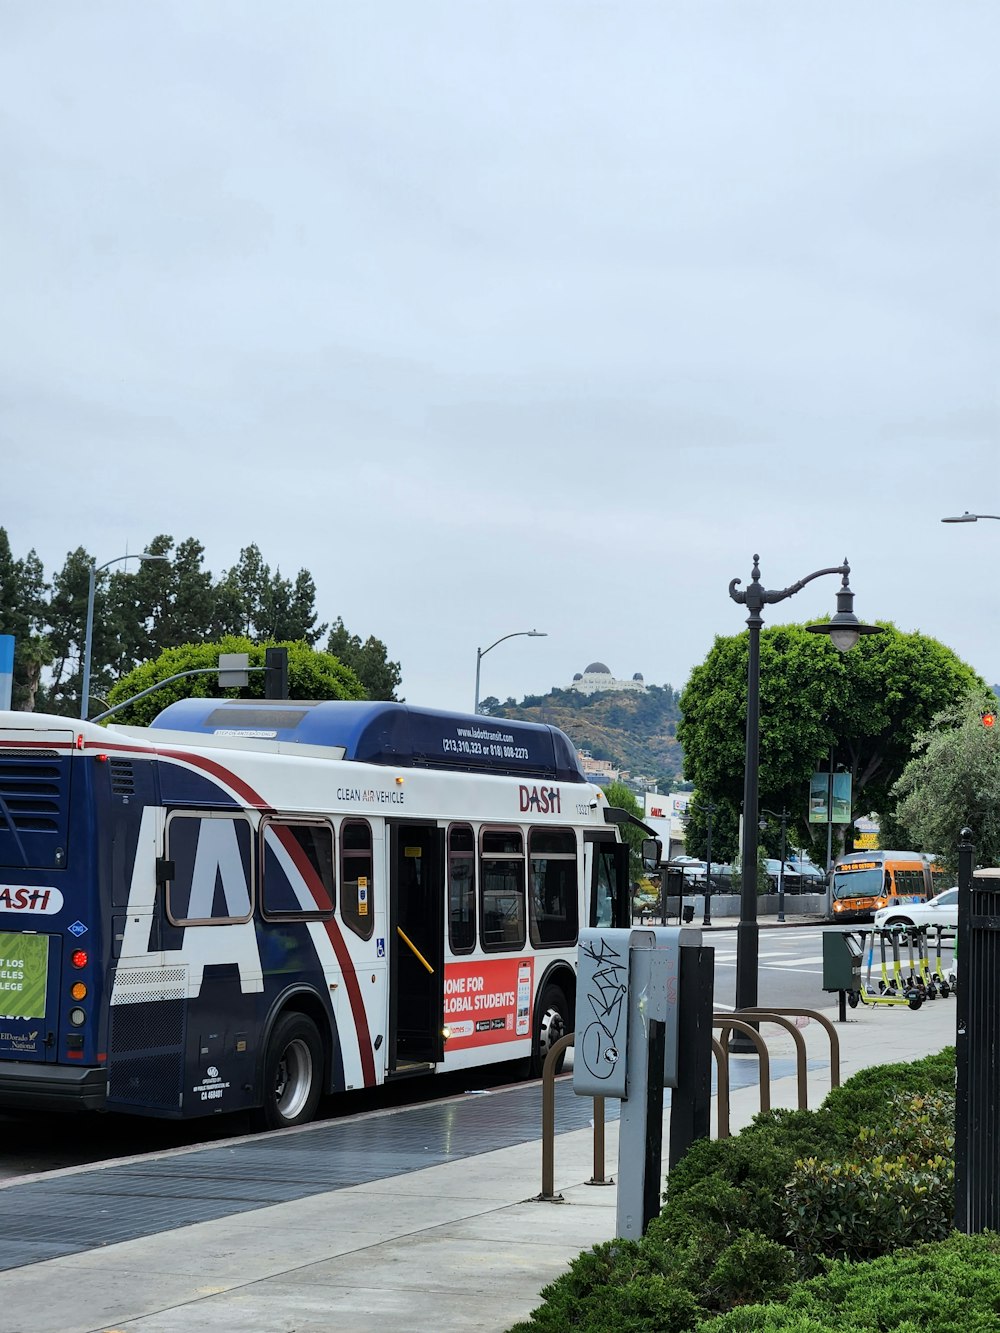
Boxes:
[0,885,64,915]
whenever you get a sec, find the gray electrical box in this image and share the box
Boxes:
[575,927,631,1099]
[822,930,863,991]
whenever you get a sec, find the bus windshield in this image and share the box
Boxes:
[832,867,881,900]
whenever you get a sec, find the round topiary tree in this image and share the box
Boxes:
[103,636,366,726]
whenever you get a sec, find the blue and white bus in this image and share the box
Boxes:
[0,700,634,1128]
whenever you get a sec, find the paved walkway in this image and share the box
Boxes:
[0,927,957,1333]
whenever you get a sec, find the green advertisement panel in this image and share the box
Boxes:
[808,772,828,824]
[0,932,49,1019]
[831,771,853,823]
[808,771,853,824]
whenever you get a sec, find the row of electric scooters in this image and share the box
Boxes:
[846,923,957,1010]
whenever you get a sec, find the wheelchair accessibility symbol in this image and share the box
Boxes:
[376,938,385,958]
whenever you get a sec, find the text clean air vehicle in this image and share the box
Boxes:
[828,850,944,922]
[0,701,636,1128]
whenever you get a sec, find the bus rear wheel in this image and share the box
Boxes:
[530,984,570,1077]
[253,1012,323,1130]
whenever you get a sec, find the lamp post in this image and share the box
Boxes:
[760,807,789,923]
[81,552,168,720]
[691,801,716,926]
[941,512,1000,523]
[728,555,881,1032]
[473,629,546,713]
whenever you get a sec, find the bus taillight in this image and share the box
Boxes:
[71,982,87,1001]
[71,949,88,969]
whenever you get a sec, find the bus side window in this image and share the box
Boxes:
[261,820,335,918]
[480,828,525,952]
[165,813,254,926]
[528,827,578,947]
[448,824,476,954]
[341,820,374,940]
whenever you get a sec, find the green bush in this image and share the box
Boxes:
[699,1231,1000,1332]
[506,1239,700,1333]
[784,1092,955,1267]
[510,1049,960,1333]
[704,1231,797,1310]
[813,1048,955,1156]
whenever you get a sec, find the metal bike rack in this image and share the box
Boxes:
[711,1017,771,1113]
[537,1032,610,1202]
[738,1006,841,1090]
[711,1037,730,1138]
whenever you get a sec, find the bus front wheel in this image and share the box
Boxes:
[531,984,570,1077]
[254,1012,324,1130]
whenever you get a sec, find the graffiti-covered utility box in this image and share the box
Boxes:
[574,926,695,1100]
[574,928,631,1099]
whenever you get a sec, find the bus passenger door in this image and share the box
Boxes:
[585,834,630,928]
[388,822,445,1071]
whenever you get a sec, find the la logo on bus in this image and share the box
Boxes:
[518,785,561,814]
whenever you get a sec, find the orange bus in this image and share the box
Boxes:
[828,850,938,922]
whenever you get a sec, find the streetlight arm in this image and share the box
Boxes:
[473,630,546,713]
[80,551,169,720]
[479,629,545,658]
[730,559,850,612]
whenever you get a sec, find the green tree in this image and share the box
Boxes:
[104,637,365,725]
[42,547,99,714]
[215,546,327,646]
[684,796,740,864]
[0,528,51,710]
[112,535,217,665]
[325,617,401,700]
[603,779,647,882]
[678,622,983,860]
[891,692,1000,871]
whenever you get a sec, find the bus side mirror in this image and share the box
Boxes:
[642,838,662,870]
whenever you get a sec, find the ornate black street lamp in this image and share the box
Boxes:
[728,556,881,1032]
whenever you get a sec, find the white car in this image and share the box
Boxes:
[873,886,958,929]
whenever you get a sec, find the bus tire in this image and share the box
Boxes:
[254,1012,324,1131]
[531,983,570,1077]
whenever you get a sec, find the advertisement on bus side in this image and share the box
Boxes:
[443,957,533,1050]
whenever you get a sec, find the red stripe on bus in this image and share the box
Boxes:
[273,825,377,1089]
[76,738,273,810]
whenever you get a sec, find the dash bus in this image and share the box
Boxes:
[0,700,636,1127]
[828,850,943,922]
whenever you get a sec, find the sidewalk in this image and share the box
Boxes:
[0,983,957,1333]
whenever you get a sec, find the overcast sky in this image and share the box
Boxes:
[2,2,997,711]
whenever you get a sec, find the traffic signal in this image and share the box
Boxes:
[264,647,289,700]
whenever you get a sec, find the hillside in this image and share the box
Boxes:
[483,685,684,786]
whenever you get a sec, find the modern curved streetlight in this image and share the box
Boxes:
[942,512,1000,523]
[81,552,168,720]
[473,630,546,713]
[728,556,881,1030]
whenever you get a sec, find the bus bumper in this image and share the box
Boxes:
[0,1062,108,1112]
